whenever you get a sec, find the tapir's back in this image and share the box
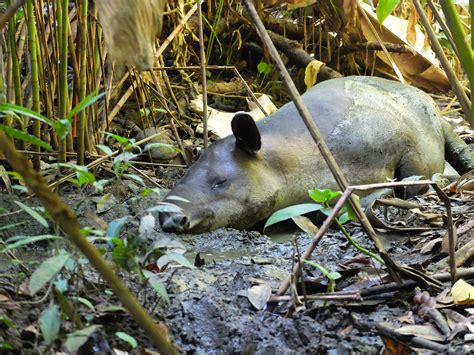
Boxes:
[257,76,445,185]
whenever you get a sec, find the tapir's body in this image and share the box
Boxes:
[160,76,473,233]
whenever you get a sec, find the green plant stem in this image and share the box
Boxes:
[77,0,88,165]
[441,0,474,127]
[26,0,41,169]
[58,0,68,162]
[335,219,384,264]
[6,0,22,107]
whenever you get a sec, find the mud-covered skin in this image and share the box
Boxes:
[160,76,448,233]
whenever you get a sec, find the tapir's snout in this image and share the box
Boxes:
[159,210,191,232]
[157,200,214,233]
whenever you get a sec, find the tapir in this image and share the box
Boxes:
[159,76,474,233]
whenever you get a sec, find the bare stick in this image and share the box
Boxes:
[242,0,400,282]
[196,0,209,148]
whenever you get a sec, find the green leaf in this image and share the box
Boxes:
[66,92,105,121]
[39,304,60,345]
[344,201,357,221]
[303,259,341,281]
[0,222,24,232]
[106,216,129,238]
[14,201,49,228]
[376,0,400,24]
[2,234,61,252]
[338,212,350,224]
[96,144,113,155]
[29,253,70,295]
[264,203,323,230]
[76,297,95,312]
[123,173,145,186]
[257,61,273,75]
[115,332,138,349]
[0,103,54,126]
[65,325,102,352]
[103,131,130,145]
[0,125,53,152]
[166,252,194,268]
[54,119,72,140]
[142,270,170,303]
[308,188,342,204]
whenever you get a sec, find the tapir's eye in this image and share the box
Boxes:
[212,178,227,190]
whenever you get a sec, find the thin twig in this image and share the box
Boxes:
[196,0,209,148]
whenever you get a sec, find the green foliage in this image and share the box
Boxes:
[265,187,383,263]
[302,259,341,293]
[40,304,61,345]
[116,332,138,349]
[264,203,324,230]
[2,235,62,252]
[376,0,400,24]
[64,325,102,352]
[256,61,274,87]
[0,91,103,144]
[14,200,49,228]
[29,252,71,295]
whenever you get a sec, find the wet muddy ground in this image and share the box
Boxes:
[0,167,473,353]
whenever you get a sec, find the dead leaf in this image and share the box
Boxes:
[406,2,417,45]
[398,311,415,325]
[379,334,412,355]
[442,309,474,340]
[457,220,474,235]
[435,288,453,306]
[0,290,10,302]
[247,283,272,310]
[396,324,445,342]
[304,60,325,90]
[95,193,116,214]
[457,171,474,195]
[356,2,451,92]
[452,279,474,305]
[291,215,319,235]
[441,227,457,254]
[84,209,108,230]
[193,94,277,138]
[420,237,442,254]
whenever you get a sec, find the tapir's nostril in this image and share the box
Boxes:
[173,214,190,229]
[160,211,191,232]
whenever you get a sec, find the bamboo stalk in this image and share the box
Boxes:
[25,0,41,169]
[6,0,23,134]
[440,0,474,127]
[58,0,69,162]
[77,0,88,165]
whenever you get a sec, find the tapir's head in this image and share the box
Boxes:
[159,113,283,233]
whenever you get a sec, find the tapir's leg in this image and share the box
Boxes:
[394,153,430,198]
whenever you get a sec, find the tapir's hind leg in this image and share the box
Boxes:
[393,152,433,198]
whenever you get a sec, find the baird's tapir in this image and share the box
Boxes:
[159,76,474,233]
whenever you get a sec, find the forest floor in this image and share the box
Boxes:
[0,162,473,353]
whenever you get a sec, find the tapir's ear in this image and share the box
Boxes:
[231,112,262,154]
